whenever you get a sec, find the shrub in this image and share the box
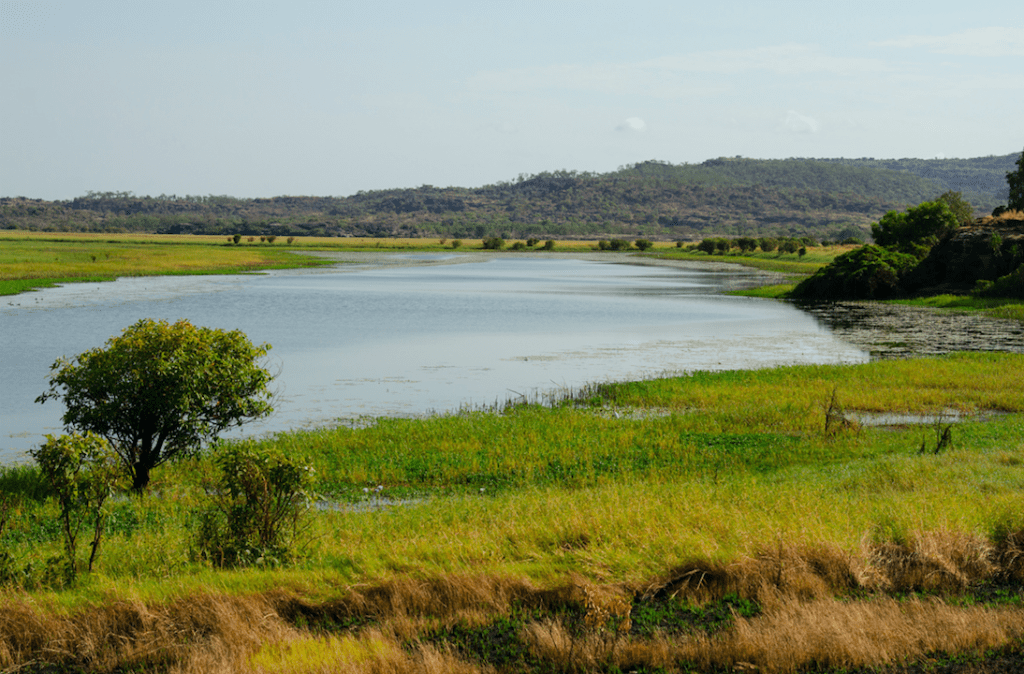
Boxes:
[511,241,526,250]
[790,245,919,300]
[758,237,778,252]
[634,239,653,251]
[608,238,631,251]
[735,237,757,252]
[543,240,555,250]
[30,433,126,579]
[482,236,505,250]
[871,200,959,257]
[452,239,462,249]
[195,441,316,567]
[527,237,539,247]
[598,240,610,250]
[232,234,242,244]
[974,263,1024,299]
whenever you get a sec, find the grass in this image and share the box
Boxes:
[3,354,1024,672]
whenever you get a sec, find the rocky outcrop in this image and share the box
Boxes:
[902,213,1024,295]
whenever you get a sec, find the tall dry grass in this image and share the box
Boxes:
[3,529,1023,673]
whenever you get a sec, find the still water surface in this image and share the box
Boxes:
[1,254,867,463]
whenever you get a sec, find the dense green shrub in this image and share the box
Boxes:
[790,245,919,300]
[482,236,505,250]
[195,440,316,567]
[871,200,959,257]
[543,239,555,250]
[974,263,1024,299]
[634,239,653,251]
[608,238,631,251]
[758,237,778,252]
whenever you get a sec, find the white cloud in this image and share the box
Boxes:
[783,110,819,134]
[616,117,645,132]
[873,27,1024,57]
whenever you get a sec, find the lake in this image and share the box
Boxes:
[0,253,868,463]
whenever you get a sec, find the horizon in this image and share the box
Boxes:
[2,1,1022,201]
[5,151,1019,202]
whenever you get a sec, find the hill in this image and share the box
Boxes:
[1,154,1018,241]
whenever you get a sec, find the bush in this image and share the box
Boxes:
[451,239,462,249]
[195,441,316,567]
[543,240,555,250]
[790,245,919,300]
[634,239,653,251]
[510,241,526,250]
[608,238,631,251]
[30,433,126,579]
[974,263,1024,299]
[871,200,959,257]
[482,236,505,250]
[735,237,757,252]
[526,237,539,247]
[758,237,778,252]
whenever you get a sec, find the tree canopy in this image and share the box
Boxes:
[36,319,275,491]
[1008,148,1024,211]
[870,200,959,257]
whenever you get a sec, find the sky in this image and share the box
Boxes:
[2,0,1022,200]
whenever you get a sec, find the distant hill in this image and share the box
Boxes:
[2,153,1018,242]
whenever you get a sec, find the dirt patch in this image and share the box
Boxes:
[797,301,1024,359]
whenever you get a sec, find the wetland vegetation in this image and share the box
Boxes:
[3,352,1024,673]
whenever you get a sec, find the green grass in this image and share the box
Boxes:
[653,246,843,276]
[3,353,1022,599]
[0,234,338,295]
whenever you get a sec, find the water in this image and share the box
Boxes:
[0,253,868,463]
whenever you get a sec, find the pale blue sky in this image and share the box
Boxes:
[2,0,1022,200]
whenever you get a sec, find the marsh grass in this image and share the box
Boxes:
[3,354,1024,671]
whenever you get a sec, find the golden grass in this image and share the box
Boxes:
[5,535,1024,673]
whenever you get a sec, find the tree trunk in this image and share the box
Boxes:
[131,461,151,492]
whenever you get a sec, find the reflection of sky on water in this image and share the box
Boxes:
[1,255,867,463]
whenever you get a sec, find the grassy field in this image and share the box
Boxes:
[2,353,1024,672]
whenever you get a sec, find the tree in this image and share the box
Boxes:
[37,319,274,492]
[934,190,974,226]
[870,200,958,258]
[1008,148,1024,211]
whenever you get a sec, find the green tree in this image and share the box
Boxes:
[30,433,126,579]
[870,200,959,258]
[935,190,974,226]
[1008,148,1024,211]
[37,319,274,492]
